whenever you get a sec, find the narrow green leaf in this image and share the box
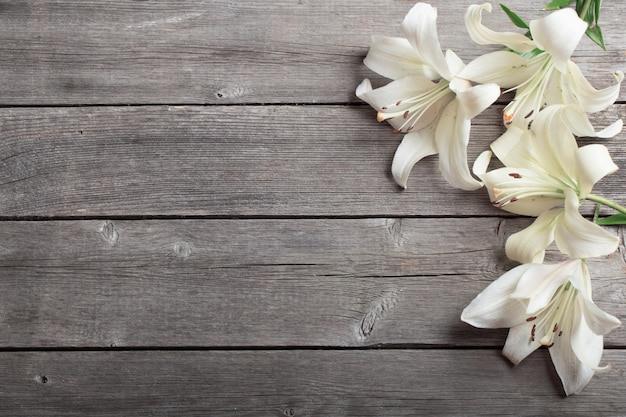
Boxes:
[576,0,584,13]
[519,47,544,59]
[586,25,606,50]
[544,0,575,10]
[594,0,602,25]
[595,213,626,225]
[499,4,529,29]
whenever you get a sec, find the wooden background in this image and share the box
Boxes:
[1,0,625,415]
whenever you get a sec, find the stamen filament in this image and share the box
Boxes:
[377,80,452,132]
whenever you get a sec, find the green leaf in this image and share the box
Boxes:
[576,0,584,14]
[544,0,575,10]
[595,213,626,225]
[519,47,544,59]
[586,25,606,50]
[594,0,602,23]
[499,4,529,29]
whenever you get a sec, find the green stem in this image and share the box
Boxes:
[578,0,592,18]
[586,193,626,215]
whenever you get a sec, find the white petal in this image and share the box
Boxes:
[364,35,440,81]
[461,263,532,328]
[529,8,586,73]
[391,129,438,189]
[472,150,492,176]
[529,105,578,179]
[551,305,597,395]
[356,75,436,107]
[401,3,451,80]
[561,105,623,138]
[455,83,500,120]
[503,323,541,365]
[464,3,536,52]
[445,49,465,78]
[458,51,536,88]
[576,144,619,198]
[512,260,579,313]
[356,78,373,98]
[567,64,623,113]
[489,125,526,167]
[505,209,560,264]
[591,119,623,139]
[435,99,483,190]
[554,189,620,259]
[579,296,622,336]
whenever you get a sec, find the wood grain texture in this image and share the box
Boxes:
[2,0,626,414]
[0,104,624,217]
[0,0,623,105]
[1,350,626,416]
[1,219,624,348]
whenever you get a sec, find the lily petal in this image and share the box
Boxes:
[445,49,465,78]
[566,65,624,113]
[505,209,560,264]
[464,3,536,53]
[364,35,440,81]
[435,99,482,190]
[512,261,579,314]
[528,105,578,180]
[554,189,620,259]
[455,83,501,120]
[472,150,492,177]
[458,50,537,88]
[391,129,438,189]
[578,296,622,336]
[550,307,597,396]
[401,2,451,80]
[576,144,619,198]
[461,263,532,328]
[489,125,525,167]
[503,322,541,365]
[529,8,586,73]
[561,105,623,139]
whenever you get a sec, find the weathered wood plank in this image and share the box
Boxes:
[1,349,625,416]
[0,0,623,105]
[0,105,624,217]
[1,219,623,347]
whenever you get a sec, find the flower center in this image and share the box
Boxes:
[490,171,566,209]
[377,80,452,133]
[503,53,554,127]
[527,281,578,348]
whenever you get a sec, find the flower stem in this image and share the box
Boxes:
[579,0,592,19]
[586,193,626,215]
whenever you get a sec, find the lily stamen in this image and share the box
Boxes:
[376,80,452,132]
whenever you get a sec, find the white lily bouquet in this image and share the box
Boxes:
[357,1,624,396]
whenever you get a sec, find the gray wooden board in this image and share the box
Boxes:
[2,0,626,414]
[1,219,624,348]
[0,0,623,105]
[0,105,624,217]
[1,350,625,416]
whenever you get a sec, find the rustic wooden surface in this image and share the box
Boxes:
[1,0,625,415]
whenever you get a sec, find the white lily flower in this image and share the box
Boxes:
[357,2,500,190]
[473,105,619,263]
[460,3,623,136]
[461,259,621,396]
